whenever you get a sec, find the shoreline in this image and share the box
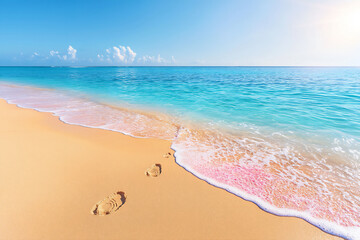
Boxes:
[0,99,342,239]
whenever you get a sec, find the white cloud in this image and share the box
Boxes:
[97,44,174,65]
[67,45,77,60]
[138,55,155,63]
[48,46,77,61]
[138,54,174,65]
[127,46,136,62]
[157,54,165,63]
[49,50,59,56]
[112,46,125,62]
[49,50,62,59]
[32,52,39,57]
[97,54,104,61]
[99,44,137,64]
[119,46,126,52]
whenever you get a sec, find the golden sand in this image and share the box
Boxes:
[0,99,341,239]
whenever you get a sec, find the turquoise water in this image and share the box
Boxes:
[1,67,359,137]
[0,67,360,239]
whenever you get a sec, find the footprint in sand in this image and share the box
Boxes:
[163,152,172,158]
[145,164,162,177]
[91,191,126,216]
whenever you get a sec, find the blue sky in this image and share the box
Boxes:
[1,0,360,66]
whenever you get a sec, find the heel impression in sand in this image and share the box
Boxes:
[145,164,162,177]
[91,191,126,216]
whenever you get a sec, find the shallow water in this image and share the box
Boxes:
[0,67,359,239]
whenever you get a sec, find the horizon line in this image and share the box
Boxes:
[1,65,360,68]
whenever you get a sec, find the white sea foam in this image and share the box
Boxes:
[1,82,359,239]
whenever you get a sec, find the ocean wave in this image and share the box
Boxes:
[0,82,359,239]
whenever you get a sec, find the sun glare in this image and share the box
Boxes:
[337,6,360,35]
[328,4,360,44]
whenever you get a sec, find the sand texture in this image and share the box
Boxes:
[0,99,342,240]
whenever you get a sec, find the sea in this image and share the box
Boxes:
[0,66,359,239]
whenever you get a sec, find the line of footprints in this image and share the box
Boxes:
[91,152,172,216]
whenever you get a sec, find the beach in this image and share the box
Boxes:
[0,99,342,240]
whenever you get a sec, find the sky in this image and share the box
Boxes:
[1,0,360,66]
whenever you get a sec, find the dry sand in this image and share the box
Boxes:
[0,99,341,240]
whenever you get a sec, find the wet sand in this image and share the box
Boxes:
[0,99,342,240]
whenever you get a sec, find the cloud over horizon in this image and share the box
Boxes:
[49,50,59,57]
[67,46,77,60]
[97,44,175,65]
[12,44,175,66]
[48,45,77,61]
[97,45,137,64]
[137,54,176,65]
